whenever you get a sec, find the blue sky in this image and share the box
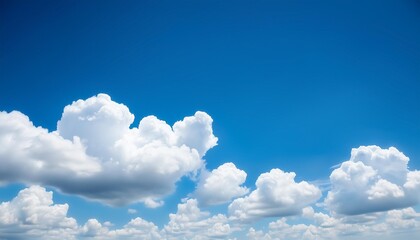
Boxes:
[1,0,420,239]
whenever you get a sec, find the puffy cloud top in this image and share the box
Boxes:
[57,93,134,158]
[325,146,420,215]
[195,162,249,206]
[163,199,231,239]
[228,168,321,221]
[0,186,78,239]
[173,111,218,157]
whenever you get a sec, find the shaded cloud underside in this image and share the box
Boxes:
[0,94,419,239]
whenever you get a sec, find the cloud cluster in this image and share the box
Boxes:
[163,199,232,239]
[228,168,321,221]
[0,186,233,239]
[325,146,420,215]
[80,198,233,240]
[1,186,419,240]
[80,217,162,239]
[0,186,164,240]
[248,206,420,240]
[0,94,218,206]
[1,93,420,239]
[194,162,249,206]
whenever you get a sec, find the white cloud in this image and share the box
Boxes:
[385,207,420,230]
[228,168,321,222]
[2,94,420,239]
[80,217,162,239]
[163,199,232,239]
[0,186,162,239]
[82,198,233,239]
[1,186,419,240]
[367,179,404,200]
[80,219,109,238]
[266,218,318,240]
[143,198,164,208]
[0,186,78,240]
[57,93,134,159]
[173,111,218,157]
[108,218,161,239]
[405,170,420,189]
[195,162,249,206]
[0,111,101,181]
[127,209,137,214]
[0,94,218,206]
[247,228,270,240]
[252,207,420,240]
[325,146,420,215]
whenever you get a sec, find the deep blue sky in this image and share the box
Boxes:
[1,0,420,232]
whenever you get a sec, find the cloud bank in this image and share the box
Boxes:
[1,186,419,240]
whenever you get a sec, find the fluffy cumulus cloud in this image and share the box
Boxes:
[0,186,78,240]
[325,146,420,215]
[0,94,218,206]
[0,111,101,181]
[0,186,162,239]
[194,162,249,206]
[172,112,218,157]
[163,198,232,239]
[80,217,162,239]
[108,217,161,239]
[228,168,321,222]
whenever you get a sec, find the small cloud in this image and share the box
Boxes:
[228,168,321,222]
[194,162,249,206]
[144,198,164,208]
[128,209,137,214]
[103,221,114,227]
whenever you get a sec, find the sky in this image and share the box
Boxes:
[0,0,420,239]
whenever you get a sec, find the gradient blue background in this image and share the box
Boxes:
[1,0,420,228]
